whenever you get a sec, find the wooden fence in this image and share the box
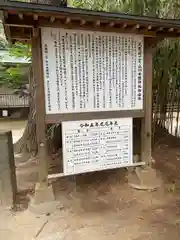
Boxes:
[5,0,67,6]
[0,93,29,108]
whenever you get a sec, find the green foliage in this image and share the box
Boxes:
[69,0,180,17]
[0,41,31,89]
[0,63,29,89]
[9,42,31,60]
[0,18,31,89]
[69,0,161,15]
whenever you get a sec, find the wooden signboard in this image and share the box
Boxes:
[41,27,144,175]
[41,28,144,114]
[62,118,132,175]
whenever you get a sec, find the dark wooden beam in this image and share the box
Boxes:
[32,27,48,185]
[65,17,71,24]
[50,16,55,22]
[4,13,180,41]
[132,24,140,30]
[122,23,128,28]
[141,40,153,165]
[108,21,115,27]
[80,19,86,26]
[45,110,144,124]
[33,14,38,21]
[18,13,23,20]
[157,27,164,32]
[94,20,101,26]
[168,27,174,32]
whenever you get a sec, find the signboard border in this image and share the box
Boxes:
[41,27,144,115]
[62,117,133,176]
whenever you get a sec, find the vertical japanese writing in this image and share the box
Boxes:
[44,43,51,112]
[69,33,75,110]
[108,35,112,108]
[61,34,68,110]
[54,34,61,111]
[73,33,78,109]
[92,34,96,108]
[137,40,143,102]
[118,36,122,108]
[102,35,106,108]
[121,37,125,108]
[132,39,137,107]
[115,36,118,107]
[42,28,144,113]
[99,35,103,109]
[95,35,99,108]
[77,33,83,109]
[81,34,86,108]
[85,34,89,107]
[124,37,128,96]
[105,35,109,108]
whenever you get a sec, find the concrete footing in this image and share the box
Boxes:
[32,183,55,204]
[128,165,162,191]
[29,183,61,215]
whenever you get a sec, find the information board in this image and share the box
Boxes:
[41,28,144,114]
[62,118,132,175]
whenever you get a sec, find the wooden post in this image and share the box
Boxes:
[32,27,48,186]
[141,41,153,165]
[0,131,17,207]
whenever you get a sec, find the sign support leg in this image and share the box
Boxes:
[128,41,161,190]
[31,28,55,206]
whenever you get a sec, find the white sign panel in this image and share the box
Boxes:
[41,28,143,114]
[62,118,132,175]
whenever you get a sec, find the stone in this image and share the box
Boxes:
[31,183,55,204]
[127,165,162,191]
[28,183,61,215]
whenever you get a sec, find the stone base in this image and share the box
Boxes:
[29,183,60,215]
[128,165,162,191]
[32,183,55,204]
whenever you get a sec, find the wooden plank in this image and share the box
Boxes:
[45,110,144,124]
[47,161,146,180]
[38,20,180,38]
[38,20,157,37]
[5,13,180,38]
[141,40,153,165]
[0,131,17,206]
[32,27,48,186]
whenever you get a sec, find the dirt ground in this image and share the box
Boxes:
[1,131,180,239]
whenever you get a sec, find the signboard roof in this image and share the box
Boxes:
[1,0,180,43]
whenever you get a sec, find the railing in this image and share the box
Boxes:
[0,94,29,108]
[5,0,67,7]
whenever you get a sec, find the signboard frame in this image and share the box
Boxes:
[33,21,152,181]
[62,118,133,176]
[41,28,144,115]
[40,27,145,125]
[39,26,148,177]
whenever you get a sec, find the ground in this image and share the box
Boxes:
[0,129,180,240]
[1,120,180,240]
[0,119,26,143]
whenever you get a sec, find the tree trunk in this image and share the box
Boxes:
[14,66,62,157]
[14,66,37,155]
